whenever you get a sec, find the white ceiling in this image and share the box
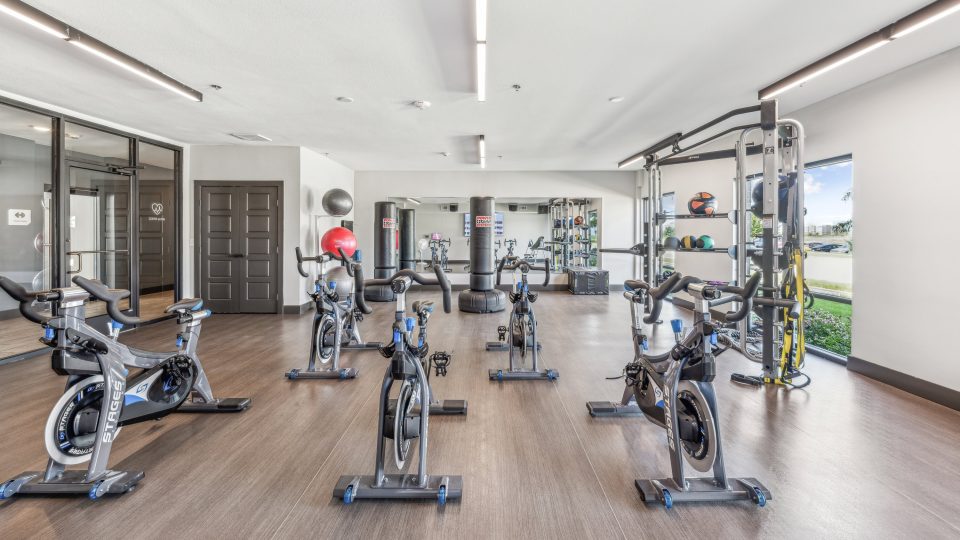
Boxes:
[1,0,958,171]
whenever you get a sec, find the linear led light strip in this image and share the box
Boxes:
[0,0,203,102]
[478,135,486,168]
[476,0,487,101]
[759,0,960,99]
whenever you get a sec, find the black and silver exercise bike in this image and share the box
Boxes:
[286,247,379,380]
[594,272,771,508]
[486,256,558,381]
[334,263,465,505]
[0,275,250,500]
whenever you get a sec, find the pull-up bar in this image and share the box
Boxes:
[618,105,761,169]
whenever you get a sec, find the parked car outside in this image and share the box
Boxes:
[812,243,843,252]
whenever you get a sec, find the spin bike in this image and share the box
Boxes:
[333,263,465,505]
[597,272,770,508]
[427,238,451,272]
[286,247,379,380]
[0,275,250,499]
[486,256,558,381]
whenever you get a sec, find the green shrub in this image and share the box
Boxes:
[804,308,851,356]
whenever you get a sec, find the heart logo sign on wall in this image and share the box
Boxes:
[152,203,163,216]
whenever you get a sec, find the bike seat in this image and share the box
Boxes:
[412,300,434,316]
[164,298,204,313]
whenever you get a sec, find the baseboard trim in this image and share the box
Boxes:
[847,355,960,412]
[282,302,311,315]
[0,347,47,366]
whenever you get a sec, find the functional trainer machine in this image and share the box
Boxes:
[486,256,558,381]
[0,275,250,499]
[286,247,380,380]
[333,264,464,505]
[620,100,810,389]
[606,271,770,508]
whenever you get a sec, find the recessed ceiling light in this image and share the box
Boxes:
[336,96,354,103]
[411,100,431,109]
[609,96,624,103]
[439,151,450,157]
[30,125,50,132]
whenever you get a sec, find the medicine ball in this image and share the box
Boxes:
[321,188,354,217]
[321,226,358,258]
[697,235,715,249]
[664,236,681,250]
[574,215,585,226]
[681,235,699,249]
[688,192,718,215]
[751,172,796,223]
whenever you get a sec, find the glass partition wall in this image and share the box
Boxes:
[0,105,54,359]
[0,98,182,361]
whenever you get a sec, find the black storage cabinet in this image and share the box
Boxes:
[567,267,609,295]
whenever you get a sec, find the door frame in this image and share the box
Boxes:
[193,180,284,314]
[64,161,137,325]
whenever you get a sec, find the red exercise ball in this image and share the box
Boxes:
[321,227,357,258]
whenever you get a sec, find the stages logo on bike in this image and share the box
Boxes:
[475,215,492,228]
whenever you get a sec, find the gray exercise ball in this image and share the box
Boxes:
[322,188,353,216]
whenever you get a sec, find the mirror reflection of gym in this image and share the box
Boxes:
[388,197,600,275]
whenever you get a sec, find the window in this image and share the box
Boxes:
[803,156,853,357]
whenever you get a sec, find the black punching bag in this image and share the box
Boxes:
[365,201,397,302]
[399,208,416,271]
[458,196,506,313]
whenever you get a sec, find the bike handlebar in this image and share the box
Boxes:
[0,275,50,324]
[624,272,682,324]
[622,272,761,325]
[295,247,355,278]
[715,273,762,322]
[496,256,550,287]
[298,247,371,314]
[72,276,141,326]
[365,264,452,313]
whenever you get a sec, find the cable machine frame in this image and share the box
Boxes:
[635,100,807,386]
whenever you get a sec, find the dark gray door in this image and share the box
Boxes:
[198,184,280,313]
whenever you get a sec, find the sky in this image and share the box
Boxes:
[803,160,853,226]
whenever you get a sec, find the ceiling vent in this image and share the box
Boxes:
[229,133,273,142]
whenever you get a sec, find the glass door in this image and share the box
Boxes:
[67,166,133,323]
[137,142,177,321]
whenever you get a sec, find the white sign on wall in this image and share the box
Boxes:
[8,209,31,226]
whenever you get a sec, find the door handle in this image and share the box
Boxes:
[66,250,130,275]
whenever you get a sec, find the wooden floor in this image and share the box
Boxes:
[1,292,959,539]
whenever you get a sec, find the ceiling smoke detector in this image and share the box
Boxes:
[411,100,431,109]
[336,96,354,103]
[229,133,273,142]
[609,96,624,103]
[439,151,450,157]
